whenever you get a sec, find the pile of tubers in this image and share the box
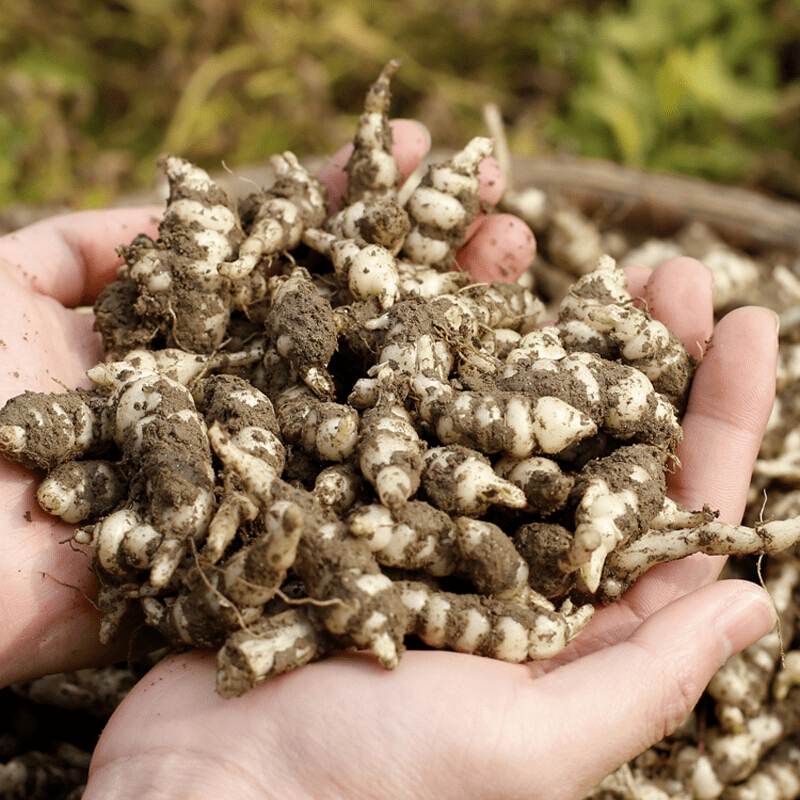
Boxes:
[0,61,798,700]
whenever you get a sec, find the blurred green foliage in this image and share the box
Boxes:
[0,0,798,208]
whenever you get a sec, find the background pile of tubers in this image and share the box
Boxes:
[3,62,800,799]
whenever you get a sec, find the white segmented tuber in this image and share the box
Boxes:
[140,567,264,650]
[216,608,331,698]
[221,193,302,278]
[571,445,667,594]
[600,515,800,601]
[107,155,245,353]
[546,206,607,277]
[413,374,598,458]
[219,151,327,279]
[397,580,593,661]
[512,520,595,598]
[347,502,396,549]
[481,327,522,359]
[557,256,633,357]
[348,500,460,577]
[36,460,125,524]
[144,496,306,650]
[343,58,402,205]
[706,561,800,713]
[302,228,400,309]
[446,282,546,333]
[590,303,672,361]
[556,253,697,411]
[207,422,280,506]
[157,156,242,288]
[574,445,666,593]
[454,516,531,600]
[558,254,630,322]
[77,508,163,576]
[325,198,411,256]
[358,394,425,508]
[338,240,400,310]
[646,496,717,531]
[291,506,408,670]
[575,478,643,594]
[275,382,360,463]
[322,60,411,255]
[506,327,568,366]
[312,460,364,514]
[0,389,104,471]
[114,347,209,388]
[87,363,217,588]
[421,445,527,517]
[218,499,305,607]
[396,261,471,298]
[203,472,259,564]
[200,373,288,564]
[494,455,574,516]
[455,339,502,381]
[495,348,683,452]
[266,265,338,398]
[587,301,696,410]
[349,301,455,406]
[401,136,494,271]
[201,374,287,472]
[720,739,800,800]
[671,746,726,800]
[350,284,545,408]
[705,711,788,785]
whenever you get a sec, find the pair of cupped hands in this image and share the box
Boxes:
[0,120,779,799]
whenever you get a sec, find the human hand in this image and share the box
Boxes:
[0,120,535,688]
[0,205,163,686]
[82,261,779,798]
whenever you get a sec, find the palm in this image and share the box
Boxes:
[0,208,162,685]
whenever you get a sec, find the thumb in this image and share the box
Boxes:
[0,206,162,307]
[513,580,777,800]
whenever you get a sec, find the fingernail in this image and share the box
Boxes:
[716,591,777,660]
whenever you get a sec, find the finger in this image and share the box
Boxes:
[644,256,715,357]
[469,155,506,225]
[318,118,431,214]
[455,213,536,284]
[623,257,715,356]
[0,207,162,307]
[551,551,723,664]
[617,305,778,613]
[0,286,96,399]
[458,155,510,255]
[563,273,776,652]
[509,580,777,800]
[668,305,778,523]
[622,264,652,299]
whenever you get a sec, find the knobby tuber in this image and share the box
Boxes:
[2,60,799,706]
